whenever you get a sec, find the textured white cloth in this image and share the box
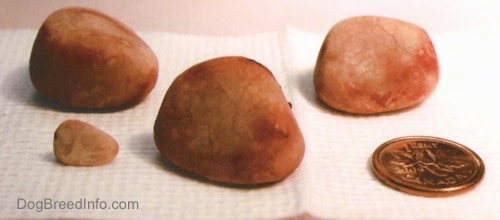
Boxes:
[0,27,499,219]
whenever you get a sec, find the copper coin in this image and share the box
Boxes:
[371,136,485,197]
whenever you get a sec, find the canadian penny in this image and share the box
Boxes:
[371,136,485,197]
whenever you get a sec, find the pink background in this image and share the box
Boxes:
[1,0,497,35]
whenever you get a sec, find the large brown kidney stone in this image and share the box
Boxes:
[154,56,305,185]
[29,7,158,110]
